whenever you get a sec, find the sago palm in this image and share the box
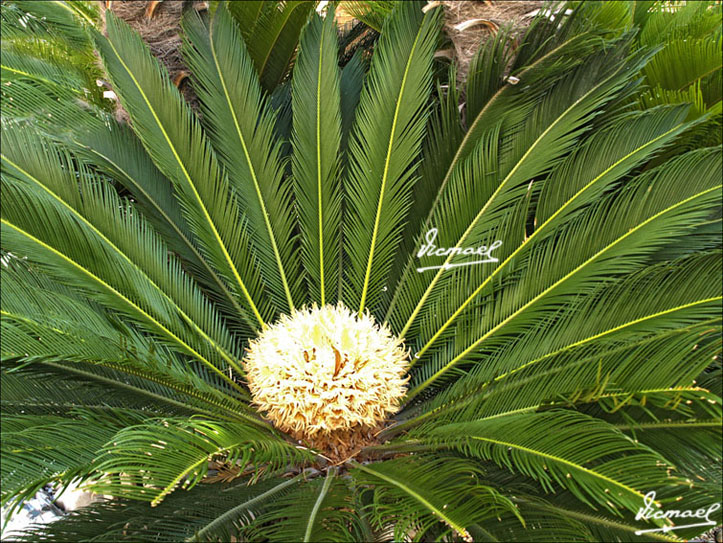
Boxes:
[1,1,721,541]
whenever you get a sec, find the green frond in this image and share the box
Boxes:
[639,82,710,120]
[183,6,301,312]
[400,63,463,265]
[339,50,365,156]
[351,456,520,542]
[511,495,685,542]
[644,36,722,95]
[1,410,143,513]
[465,25,515,123]
[0,264,253,421]
[535,105,693,226]
[0,79,100,137]
[7,476,299,542]
[94,13,270,328]
[189,475,304,542]
[249,469,363,542]
[386,35,650,340]
[270,80,294,153]
[90,418,310,506]
[425,410,675,519]
[290,9,343,305]
[1,1,98,46]
[0,128,246,392]
[1,81,253,334]
[405,146,721,398]
[343,0,441,313]
[1,362,194,418]
[1,1,104,106]
[469,495,593,542]
[222,0,269,35]
[341,1,395,33]
[70,121,252,334]
[227,0,317,91]
[698,363,723,397]
[589,389,722,477]
[0,47,87,92]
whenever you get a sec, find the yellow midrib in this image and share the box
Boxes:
[2,154,243,376]
[304,467,336,542]
[407,122,687,361]
[350,461,468,538]
[405,184,722,400]
[1,64,62,90]
[1,219,245,395]
[400,63,628,340]
[468,433,652,505]
[209,17,295,312]
[103,29,265,327]
[316,19,326,305]
[358,22,425,314]
[51,0,96,26]
[469,434,653,501]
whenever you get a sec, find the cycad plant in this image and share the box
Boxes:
[0,0,105,107]
[1,1,722,541]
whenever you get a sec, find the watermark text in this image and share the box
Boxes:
[416,228,502,273]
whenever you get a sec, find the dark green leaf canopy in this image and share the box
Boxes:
[1,1,721,541]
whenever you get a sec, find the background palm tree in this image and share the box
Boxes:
[1,1,721,541]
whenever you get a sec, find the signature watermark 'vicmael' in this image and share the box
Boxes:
[634,491,721,536]
[416,228,503,273]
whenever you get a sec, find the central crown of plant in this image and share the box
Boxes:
[2,0,722,540]
[243,304,409,439]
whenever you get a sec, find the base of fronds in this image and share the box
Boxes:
[294,424,385,465]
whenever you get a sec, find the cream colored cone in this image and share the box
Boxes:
[243,303,409,438]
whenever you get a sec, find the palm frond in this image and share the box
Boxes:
[511,494,685,542]
[401,250,721,427]
[351,455,520,542]
[250,469,362,542]
[465,24,515,123]
[0,0,103,105]
[400,63,462,264]
[387,35,650,340]
[290,9,343,305]
[0,47,87,93]
[70,121,253,334]
[189,475,304,542]
[644,35,722,95]
[90,418,310,506]
[94,13,269,327]
[1,1,98,46]
[0,263,253,421]
[425,410,676,519]
[341,1,395,33]
[1,362,194,418]
[343,0,441,313]
[0,127,246,392]
[228,0,317,91]
[1,410,142,512]
[8,476,300,542]
[182,6,301,312]
[406,146,721,398]
[339,50,365,155]
[1,81,253,334]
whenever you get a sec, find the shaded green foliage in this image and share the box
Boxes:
[1,1,721,541]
